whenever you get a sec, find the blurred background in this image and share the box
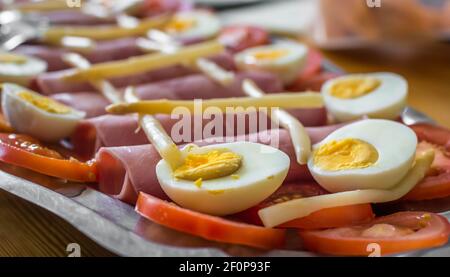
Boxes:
[210,0,450,127]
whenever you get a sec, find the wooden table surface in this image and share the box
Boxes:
[0,41,449,257]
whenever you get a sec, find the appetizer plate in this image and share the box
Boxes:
[0,60,448,257]
[0,128,448,257]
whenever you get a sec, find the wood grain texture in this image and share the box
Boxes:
[0,189,115,257]
[0,41,448,257]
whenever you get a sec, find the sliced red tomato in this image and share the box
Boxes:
[299,212,450,256]
[142,0,178,15]
[401,124,450,201]
[299,48,323,79]
[218,25,270,53]
[234,182,374,229]
[404,141,450,201]
[141,0,187,16]
[0,133,97,182]
[411,123,450,151]
[136,192,286,249]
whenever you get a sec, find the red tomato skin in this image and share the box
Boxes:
[299,212,450,256]
[404,125,450,201]
[404,172,450,201]
[0,133,97,182]
[299,48,323,79]
[411,124,450,151]
[136,192,286,250]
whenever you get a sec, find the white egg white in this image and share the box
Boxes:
[234,41,308,85]
[0,52,47,86]
[165,10,221,41]
[322,72,408,122]
[156,142,290,216]
[308,119,417,192]
[1,83,86,142]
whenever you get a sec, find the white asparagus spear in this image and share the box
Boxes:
[43,16,169,44]
[138,30,234,86]
[243,79,312,164]
[62,53,123,104]
[124,87,184,170]
[64,40,225,82]
[106,93,324,115]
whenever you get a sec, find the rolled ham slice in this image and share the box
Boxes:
[41,10,116,26]
[15,38,144,72]
[52,92,110,118]
[72,106,328,158]
[37,53,236,93]
[51,70,285,119]
[96,127,341,205]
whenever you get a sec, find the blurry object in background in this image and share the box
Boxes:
[313,0,449,49]
[443,1,450,37]
[193,0,269,8]
[220,0,316,35]
[141,0,193,17]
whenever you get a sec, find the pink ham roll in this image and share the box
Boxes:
[51,70,285,119]
[72,107,328,159]
[36,53,236,93]
[8,0,190,26]
[40,10,116,26]
[96,127,341,205]
[15,38,144,72]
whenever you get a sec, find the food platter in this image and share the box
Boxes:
[0,109,449,257]
[1,0,450,257]
[0,60,448,256]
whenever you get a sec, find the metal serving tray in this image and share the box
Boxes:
[0,61,449,257]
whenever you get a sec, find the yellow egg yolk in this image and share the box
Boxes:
[330,77,381,99]
[250,49,290,62]
[313,138,379,171]
[18,91,72,114]
[0,53,27,64]
[165,17,197,33]
[173,149,242,181]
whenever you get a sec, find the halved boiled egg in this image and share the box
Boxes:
[234,41,308,85]
[1,83,85,142]
[308,119,417,192]
[321,72,408,122]
[163,10,221,41]
[0,52,47,86]
[156,142,290,216]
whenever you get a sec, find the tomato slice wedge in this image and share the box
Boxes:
[141,0,185,16]
[299,48,323,79]
[411,124,450,150]
[218,25,270,53]
[234,182,374,229]
[136,192,286,249]
[299,212,450,256]
[403,124,450,201]
[0,133,97,182]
